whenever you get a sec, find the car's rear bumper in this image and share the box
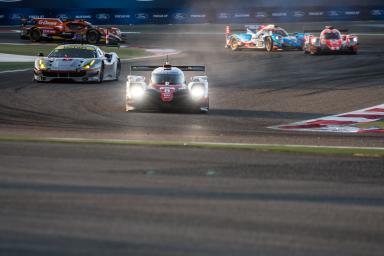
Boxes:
[310,45,358,54]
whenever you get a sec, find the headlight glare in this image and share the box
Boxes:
[191,85,205,100]
[38,59,46,70]
[83,59,95,70]
[130,85,145,99]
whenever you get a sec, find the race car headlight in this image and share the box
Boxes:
[191,85,205,100]
[129,85,145,99]
[38,59,46,70]
[83,59,96,70]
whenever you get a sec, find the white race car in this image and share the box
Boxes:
[126,62,209,113]
[34,44,121,82]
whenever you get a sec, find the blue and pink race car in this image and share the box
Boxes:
[225,24,305,52]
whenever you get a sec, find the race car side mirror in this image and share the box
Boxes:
[105,53,112,61]
[38,52,44,57]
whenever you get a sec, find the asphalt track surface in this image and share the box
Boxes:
[0,22,384,255]
[0,22,383,146]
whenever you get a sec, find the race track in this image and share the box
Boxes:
[0,22,383,255]
[0,23,384,146]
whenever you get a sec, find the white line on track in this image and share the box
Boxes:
[20,137,384,151]
[0,68,31,74]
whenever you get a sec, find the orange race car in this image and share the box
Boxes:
[20,18,124,45]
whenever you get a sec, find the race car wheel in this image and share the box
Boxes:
[265,37,273,52]
[230,38,240,51]
[98,64,104,83]
[310,48,318,55]
[115,59,121,80]
[349,48,358,55]
[30,28,42,42]
[86,30,100,44]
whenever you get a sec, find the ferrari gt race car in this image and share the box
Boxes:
[126,62,209,113]
[34,44,121,82]
[303,26,359,55]
[225,24,305,51]
[21,18,123,45]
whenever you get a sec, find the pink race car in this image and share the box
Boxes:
[303,26,358,55]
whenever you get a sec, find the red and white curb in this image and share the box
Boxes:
[270,104,384,133]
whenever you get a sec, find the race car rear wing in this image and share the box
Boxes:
[131,65,205,72]
[303,26,349,33]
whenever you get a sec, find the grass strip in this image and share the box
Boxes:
[356,120,384,129]
[0,135,383,157]
[0,62,33,71]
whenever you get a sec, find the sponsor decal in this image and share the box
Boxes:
[37,20,58,26]
[345,11,360,16]
[96,13,110,20]
[173,13,186,20]
[56,13,71,19]
[293,11,305,17]
[135,13,148,19]
[75,15,92,19]
[371,9,384,16]
[234,13,250,18]
[270,104,384,133]
[9,13,21,20]
[308,11,324,16]
[152,14,168,18]
[255,12,267,18]
[190,14,206,18]
[114,14,130,19]
[218,13,231,19]
[272,12,287,17]
[28,15,44,19]
[42,29,55,34]
[327,10,342,17]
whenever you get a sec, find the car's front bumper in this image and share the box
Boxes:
[126,89,209,112]
[34,69,100,82]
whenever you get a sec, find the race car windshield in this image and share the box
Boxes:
[48,48,97,58]
[152,73,185,84]
[324,32,341,40]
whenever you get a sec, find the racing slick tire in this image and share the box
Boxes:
[265,36,273,52]
[230,38,240,51]
[98,64,104,83]
[86,30,100,44]
[197,99,209,114]
[115,59,121,81]
[310,47,319,55]
[349,48,358,55]
[30,28,42,42]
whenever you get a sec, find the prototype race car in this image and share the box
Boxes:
[21,18,123,45]
[34,44,121,82]
[225,24,305,51]
[303,26,359,55]
[126,62,209,113]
